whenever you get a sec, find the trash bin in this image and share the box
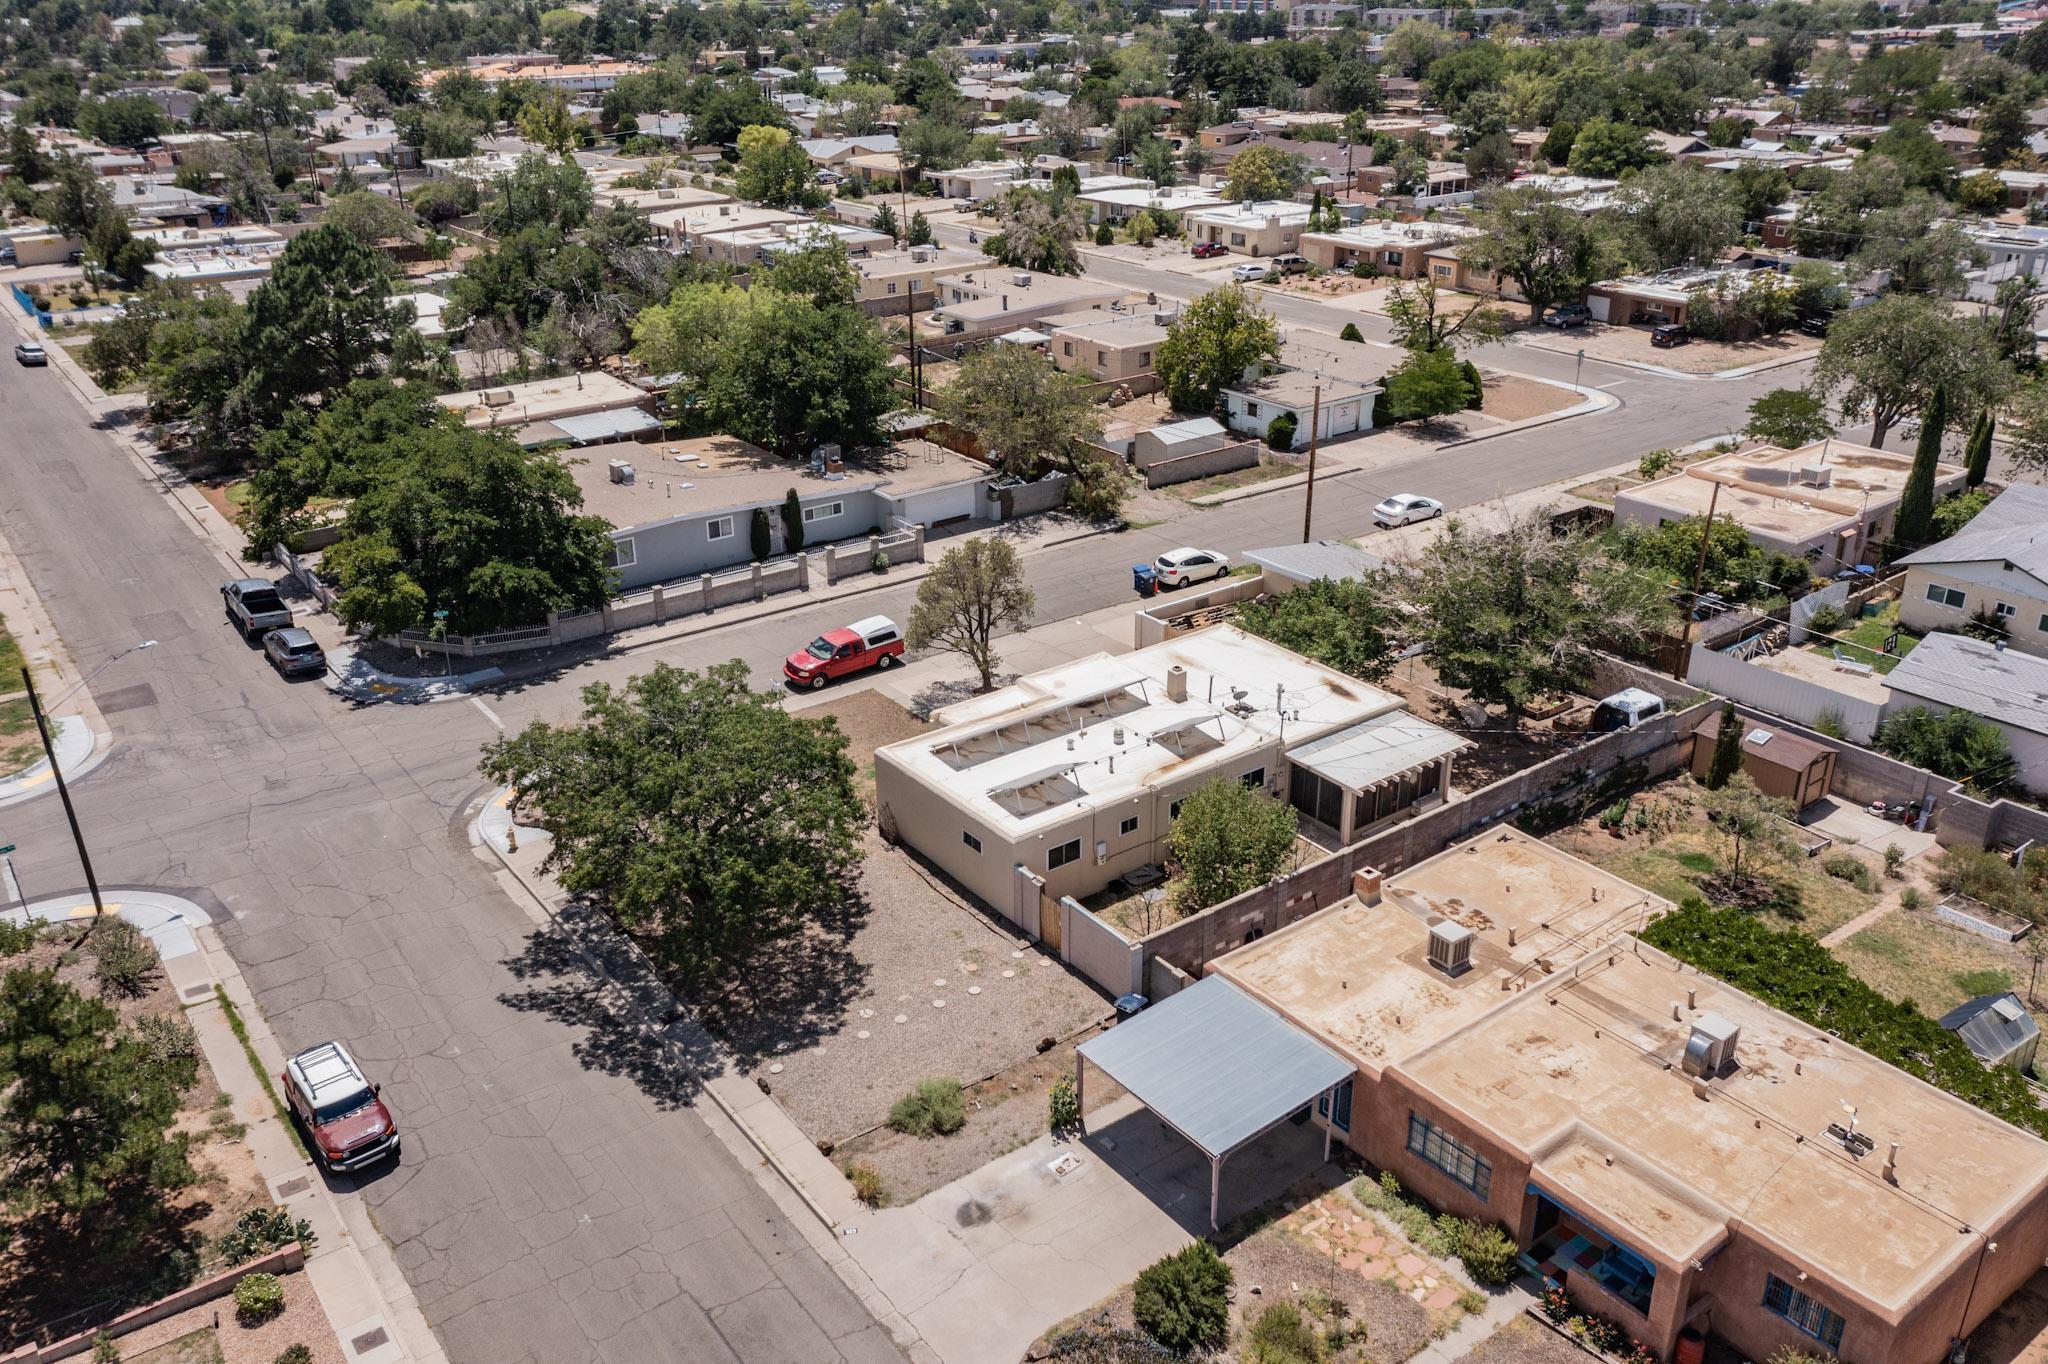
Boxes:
[1114,992,1148,1021]
[1132,564,1158,597]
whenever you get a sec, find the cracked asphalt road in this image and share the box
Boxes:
[0,356,905,1364]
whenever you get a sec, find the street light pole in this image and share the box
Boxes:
[45,639,156,714]
[19,666,107,935]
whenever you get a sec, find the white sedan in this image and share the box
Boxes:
[1153,548,1232,588]
[1372,494,1445,528]
[1230,262,1272,283]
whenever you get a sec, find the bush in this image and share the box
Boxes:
[92,918,158,996]
[1049,1074,1080,1132]
[1096,222,1114,246]
[1821,853,1877,893]
[1803,602,1844,636]
[870,550,889,574]
[1459,359,1483,411]
[1339,322,1364,342]
[218,1206,317,1266]
[1900,886,1926,910]
[887,1078,965,1137]
[1884,843,1906,878]
[275,1348,314,1364]
[1132,1242,1232,1356]
[234,1272,285,1324]
[1246,1302,1321,1363]
[1266,412,1298,450]
[1636,448,1677,479]
[1457,1223,1521,1286]
[90,1336,119,1364]
[844,1161,885,1206]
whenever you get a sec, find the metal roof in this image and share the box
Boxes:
[1287,710,1470,794]
[549,408,665,445]
[1077,977,1353,1160]
[1895,483,2048,582]
[1939,992,2040,1064]
[1884,632,2048,738]
[1242,540,1386,586]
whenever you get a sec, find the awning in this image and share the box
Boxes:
[549,407,665,445]
[1077,977,1353,1227]
[1287,711,1470,795]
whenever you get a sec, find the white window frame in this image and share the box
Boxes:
[604,537,637,570]
[1997,601,2017,619]
[802,501,844,523]
[1925,583,1966,609]
[707,516,734,541]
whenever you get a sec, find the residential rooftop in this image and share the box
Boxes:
[1627,441,1966,538]
[1895,482,2048,581]
[436,371,649,430]
[1188,199,1315,229]
[1299,219,1478,251]
[1885,632,2048,738]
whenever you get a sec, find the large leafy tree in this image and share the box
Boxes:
[480,662,865,989]
[0,970,197,1233]
[699,272,897,456]
[1167,777,1300,915]
[1567,120,1664,178]
[1235,576,1404,682]
[1382,345,1473,428]
[1221,144,1306,202]
[983,184,1087,277]
[1613,163,1739,271]
[631,280,750,385]
[1461,187,1621,322]
[1876,706,2018,792]
[487,154,593,234]
[323,416,616,636]
[1743,389,1835,449]
[1157,284,1280,412]
[934,346,1103,479]
[734,124,824,209]
[1409,510,1673,714]
[1812,295,2010,448]
[906,538,1038,692]
[237,223,400,423]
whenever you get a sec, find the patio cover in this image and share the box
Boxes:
[549,407,666,445]
[1287,711,1470,795]
[1076,976,1353,1227]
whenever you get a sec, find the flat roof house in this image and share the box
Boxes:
[1187,200,1314,258]
[931,160,1027,200]
[1894,482,2048,655]
[1211,829,2048,1364]
[435,371,655,443]
[1045,309,1172,383]
[1220,337,1393,452]
[693,219,890,267]
[1298,218,1477,276]
[1079,185,1228,226]
[1612,441,1968,575]
[872,626,1467,910]
[648,201,805,252]
[852,244,985,316]
[930,268,1127,335]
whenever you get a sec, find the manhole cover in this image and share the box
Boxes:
[350,1326,390,1354]
[275,1177,311,1199]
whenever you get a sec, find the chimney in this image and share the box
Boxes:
[1166,665,1188,702]
[1885,1142,1900,1184]
[1352,866,1384,903]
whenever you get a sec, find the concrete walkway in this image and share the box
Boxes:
[4,892,449,1364]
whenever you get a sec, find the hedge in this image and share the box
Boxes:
[1640,905,2048,1140]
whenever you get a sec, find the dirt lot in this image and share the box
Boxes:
[1969,1266,2048,1364]
[1460,1316,1598,1364]
[1378,655,1586,794]
[115,1270,343,1364]
[725,693,1112,1147]
[1479,372,1579,423]
[0,930,271,1344]
[1521,322,1820,375]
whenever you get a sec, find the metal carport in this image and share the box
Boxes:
[1075,976,1355,1229]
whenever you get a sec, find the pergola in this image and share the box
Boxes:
[1075,976,1355,1230]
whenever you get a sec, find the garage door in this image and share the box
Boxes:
[899,478,986,527]
[1587,294,1610,322]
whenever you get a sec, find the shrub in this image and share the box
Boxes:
[134,1012,198,1070]
[234,1272,285,1324]
[1812,708,1848,740]
[1457,1223,1520,1286]
[1339,322,1364,342]
[1636,448,1677,479]
[844,1161,885,1207]
[1132,1242,1232,1356]
[887,1078,965,1137]
[90,1336,120,1364]
[1246,1302,1321,1363]
[218,1206,317,1265]
[1821,854,1877,893]
[1884,843,1906,878]
[1459,359,1483,411]
[1049,1074,1080,1132]
[275,1348,314,1364]
[1096,222,1114,245]
[1803,602,1845,636]
[92,918,158,996]
[870,550,889,574]
[1266,412,1298,450]
[1901,886,1926,910]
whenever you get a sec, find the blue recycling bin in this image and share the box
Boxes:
[1132,564,1158,597]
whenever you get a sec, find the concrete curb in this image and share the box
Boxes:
[1513,335,1821,382]
[0,714,109,808]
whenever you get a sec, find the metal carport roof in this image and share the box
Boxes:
[1076,976,1353,1227]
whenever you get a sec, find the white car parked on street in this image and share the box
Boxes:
[1230,262,1271,283]
[1152,547,1232,588]
[1371,493,1446,528]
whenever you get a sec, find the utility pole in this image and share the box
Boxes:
[20,666,106,935]
[904,283,920,407]
[1301,383,1321,543]
[1674,477,1723,682]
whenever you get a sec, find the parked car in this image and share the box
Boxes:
[1371,493,1446,528]
[1230,262,1272,283]
[1270,253,1311,275]
[1650,323,1689,348]
[263,627,328,678]
[1191,241,1227,259]
[784,614,905,689]
[1152,547,1232,588]
[1589,688,1667,733]
[221,578,294,640]
[14,341,46,366]
[282,1041,399,1173]
[1796,311,1833,338]
[1542,304,1593,329]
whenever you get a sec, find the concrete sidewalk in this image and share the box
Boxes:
[4,892,449,1364]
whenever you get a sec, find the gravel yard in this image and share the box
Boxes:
[1459,1315,1600,1364]
[115,1270,343,1364]
[1521,323,1819,375]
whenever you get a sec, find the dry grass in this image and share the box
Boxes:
[1834,909,2041,1018]
[1478,374,1578,424]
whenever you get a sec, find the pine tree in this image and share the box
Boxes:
[1895,384,1947,548]
[872,202,899,242]
[749,506,772,561]
[1964,408,1994,487]
[1704,700,1745,790]
[907,211,934,246]
[781,487,805,553]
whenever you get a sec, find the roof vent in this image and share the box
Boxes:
[1166,665,1188,702]
[1427,920,1473,977]
[1681,1012,1740,1078]
[480,388,515,407]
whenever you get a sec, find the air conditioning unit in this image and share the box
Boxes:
[1427,920,1473,978]
[480,388,515,407]
[607,460,635,485]
[1681,1013,1741,1078]
[1797,464,1834,488]
[1013,271,1033,287]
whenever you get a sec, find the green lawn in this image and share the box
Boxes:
[1808,600,1919,675]
[0,611,23,680]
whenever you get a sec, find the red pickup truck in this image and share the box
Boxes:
[783,615,905,690]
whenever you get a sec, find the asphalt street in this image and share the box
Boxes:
[0,255,1807,1363]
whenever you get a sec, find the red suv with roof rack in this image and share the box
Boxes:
[283,1041,399,1172]
[783,615,904,690]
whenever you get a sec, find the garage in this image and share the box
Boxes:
[1587,293,1610,322]
[885,474,991,529]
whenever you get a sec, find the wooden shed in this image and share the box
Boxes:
[1689,711,1836,809]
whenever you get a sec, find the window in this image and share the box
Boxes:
[1169,798,1186,821]
[1096,349,1107,367]
[1763,1275,1845,1351]
[886,281,898,294]
[1139,351,1152,368]
[603,538,636,570]
[802,501,844,523]
[1062,341,1073,357]
[1317,1079,1354,1132]
[962,831,982,854]
[1925,583,1967,609]
[1385,250,1405,266]
[1407,1113,1491,1198]
[2039,613,2048,634]
[1230,232,1246,246]
[1047,838,1082,870]
[707,516,733,541]
[1997,601,2017,619]
[1242,768,1266,790]
[1120,815,1140,836]
[1244,401,1260,418]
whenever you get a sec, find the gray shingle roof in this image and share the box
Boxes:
[1884,632,2048,738]
[1896,483,2048,582]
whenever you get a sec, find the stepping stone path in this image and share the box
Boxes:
[1278,1185,1481,1335]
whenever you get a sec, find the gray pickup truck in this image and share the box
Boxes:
[222,578,294,640]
